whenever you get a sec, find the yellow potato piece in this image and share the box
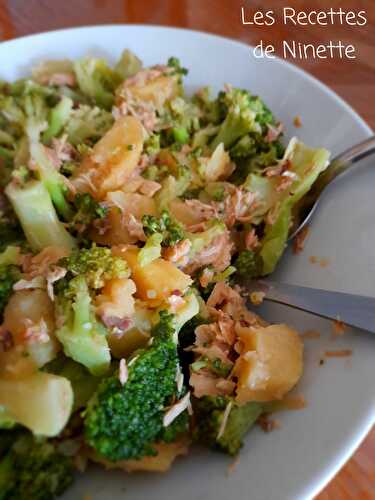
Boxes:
[0,372,73,437]
[109,328,150,359]
[1,289,59,378]
[91,192,156,246]
[124,75,180,110]
[169,199,205,227]
[234,324,303,403]
[73,116,144,199]
[96,278,136,319]
[122,248,192,305]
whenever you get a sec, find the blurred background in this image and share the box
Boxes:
[0,1,374,498]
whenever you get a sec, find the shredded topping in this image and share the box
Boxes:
[216,401,233,440]
[22,318,50,344]
[163,392,191,427]
[119,358,128,386]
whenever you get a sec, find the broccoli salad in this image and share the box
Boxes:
[0,49,330,498]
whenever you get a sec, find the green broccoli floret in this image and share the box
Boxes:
[193,396,263,455]
[142,210,185,247]
[63,105,113,145]
[210,87,278,151]
[114,49,143,80]
[0,431,74,500]
[58,244,129,290]
[55,275,110,376]
[210,88,259,150]
[228,134,285,185]
[69,193,108,232]
[144,133,161,157]
[234,249,263,278]
[54,245,130,375]
[172,126,189,145]
[5,180,76,252]
[73,58,121,110]
[42,96,73,143]
[28,141,73,221]
[0,85,74,222]
[138,233,163,267]
[230,135,258,159]
[167,57,188,76]
[84,311,188,461]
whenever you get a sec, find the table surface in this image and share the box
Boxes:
[0,0,374,498]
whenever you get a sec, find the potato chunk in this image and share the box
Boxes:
[1,289,59,378]
[73,116,144,199]
[0,372,73,436]
[119,75,180,111]
[234,324,303,403]
[91,192,156,246]
[122,248,192,305]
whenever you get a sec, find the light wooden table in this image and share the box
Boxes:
[0,1,374,497]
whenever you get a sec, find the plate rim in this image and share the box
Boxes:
[1,23,374,500]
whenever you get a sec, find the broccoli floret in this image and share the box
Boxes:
[210,88,259,150]
[64,105,113,145]
[210,87,278,151]
[70,193,108,232]
[84,311,188,461]
[234,249,263,278]
[172,126,189,145]
[144,133,161,157]
[28,141,73,221]
[230,135,258,159]
[42,96,73,143]
[0,432,74,500]
[55,245,130,375]
[5,180,76,252]
[229,136,285,185]
[55,275,111,376]
[73,58,121,110]
[59,244,129,290]
[142,210,185,247]
[114,49,143,80]
[138,233,163,267]
[193,396,263,455]
[167,57,188,76]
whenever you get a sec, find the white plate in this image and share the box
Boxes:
[1,25,374,500]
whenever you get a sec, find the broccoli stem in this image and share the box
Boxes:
[42,96,73,143]
[30,142,74,220]
[172,127,189,144]
[5,180,76,252]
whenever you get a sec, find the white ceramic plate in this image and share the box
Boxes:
[1,25,374,500]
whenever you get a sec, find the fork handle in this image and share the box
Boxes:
[252,281,375,334]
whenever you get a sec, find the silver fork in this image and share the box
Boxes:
[289,135,375,240]
[246,280,375,334]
